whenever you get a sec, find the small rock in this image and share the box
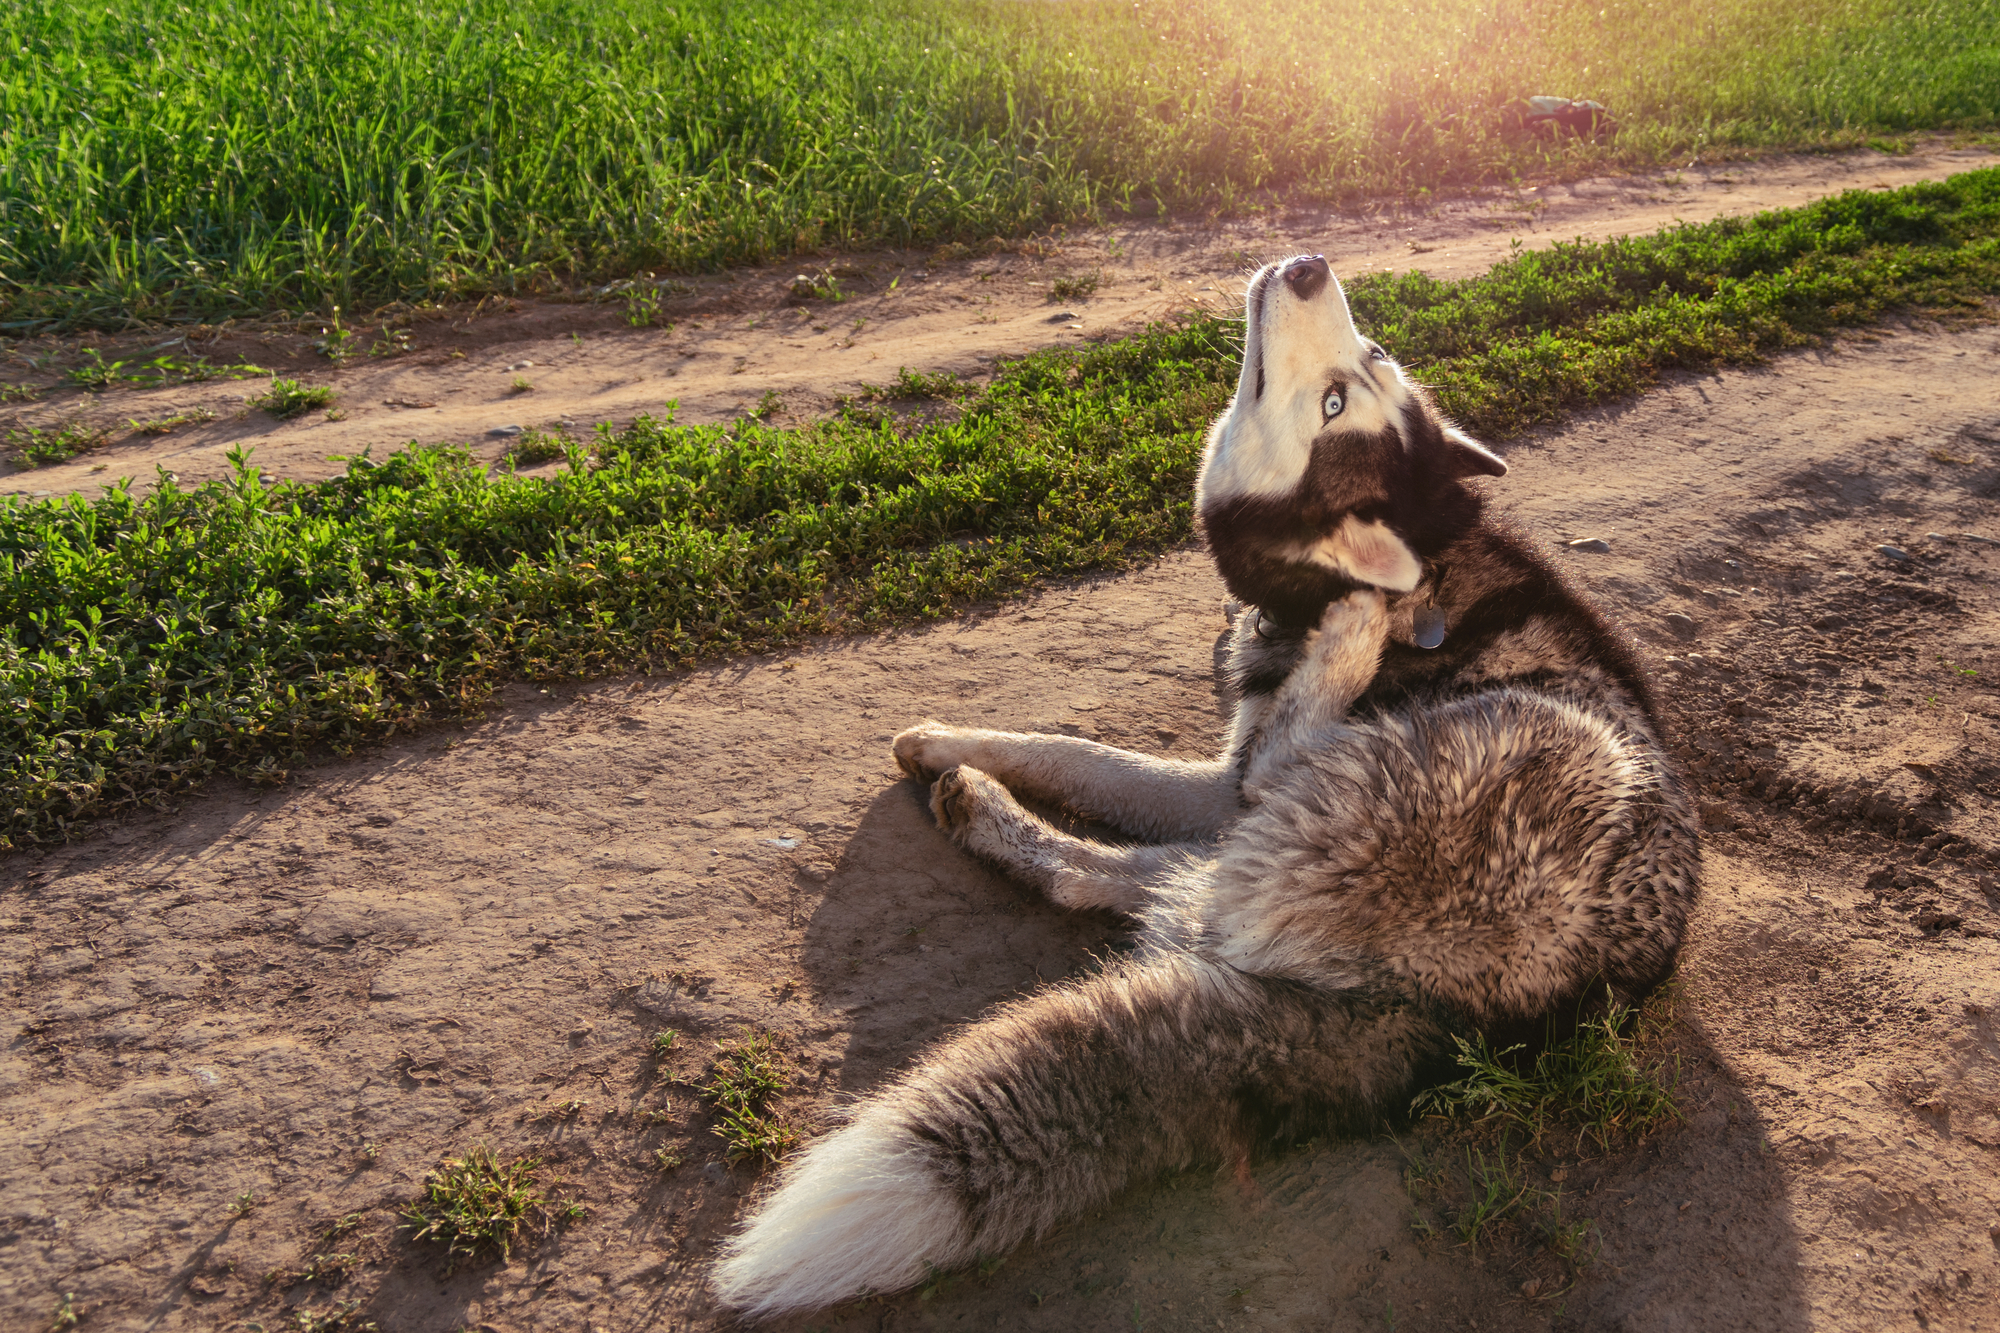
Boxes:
[1565,537,1612,553]
[1831,570,1856,580]
[1046,311,1079,323]
[1813,613,1847,630]
[1665,612,1698,637]
[1925,532,1950,542]
[1876,544,1908,561]
[508,361,535,371]
[1962,532,1999,546]
[487,424,524,437]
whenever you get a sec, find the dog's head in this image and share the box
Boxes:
[1196,254,1507,625]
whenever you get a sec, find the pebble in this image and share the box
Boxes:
[1925,532,1950,542]
[1045,311,1080,323]
[1565,537,1612,553]
[487,425,524,437]
[1963,532,1998,546]
[1876,544,1908,561]
[508,361,535,371]
[1831,570,1856,580]
[1665,612,1698,636]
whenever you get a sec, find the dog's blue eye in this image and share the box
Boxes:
[1323,390,1344,419]
[1371,347,1388,362]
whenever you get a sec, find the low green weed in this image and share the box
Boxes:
[251,379,335,418]
[400,1144,565,1270]
[0,383,38,403]
[313,310,358,363]
[129,407,219,435]
[1049,270,1102,302]
[503,428,575,465]
[6,420,107,467]
[862,367,972,401]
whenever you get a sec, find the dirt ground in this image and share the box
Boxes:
[4,137,1997,501]
[5,148,2000,1333]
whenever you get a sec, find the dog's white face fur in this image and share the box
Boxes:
[1195,255,1506,599]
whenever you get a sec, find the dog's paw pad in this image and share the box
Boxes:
[929,766,999,832]
[929,768,968,829]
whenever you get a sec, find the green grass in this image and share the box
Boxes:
[6,172,2000,847]
[250,378,336,419]
[3,0,1996,327]
[1414,994,1681,1151]
[5,420,108,468]
[701,1030,799,1164]
[400,1144,574,1271]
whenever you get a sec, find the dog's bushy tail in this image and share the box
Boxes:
[710,954,1442,1320]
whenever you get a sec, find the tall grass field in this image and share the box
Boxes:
[7,172,2000,847]
[2,0,1995,326]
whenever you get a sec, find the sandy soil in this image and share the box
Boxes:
[4,138,1997,500]
[3,303,1998,1331]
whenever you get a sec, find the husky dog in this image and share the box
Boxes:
[712,255,1699,1320]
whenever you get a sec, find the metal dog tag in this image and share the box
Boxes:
[1412,605,1448,650]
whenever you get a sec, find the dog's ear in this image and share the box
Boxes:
[1442,425,1508,478]
[1307,515,1422,591]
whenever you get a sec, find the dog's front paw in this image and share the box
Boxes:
[1317,586,1388,637]
[893,722,964,783]
[928,765,1006,835]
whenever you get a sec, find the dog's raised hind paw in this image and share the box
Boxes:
[928,764,1011,835]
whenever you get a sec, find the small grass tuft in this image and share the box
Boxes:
[862,367,972,401]
[251,379,335,419]
[129,407,220,435]
[49,1292,79,1332]
[6,420,108,467]
[652,1147,684,1172]
[1049,270,1101,302]
[289,1301,377,1333]
[503,428,574,466]
[1,382,40,402]
[701,1029,798,1164]
[650,1029,679,1058]
[789,270,848,303]
[65,349,126,389]
[1413,995,1679,1152]
[509,376,535,395]
[400,1144,566,1271]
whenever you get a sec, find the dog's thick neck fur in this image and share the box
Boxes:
[1199,255,1656,727]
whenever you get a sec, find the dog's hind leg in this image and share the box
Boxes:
[894,726,1239,841]
[927,766,1207,913]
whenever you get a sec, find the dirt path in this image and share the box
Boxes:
[3,305,1997,1330]
[4,139,1997,500]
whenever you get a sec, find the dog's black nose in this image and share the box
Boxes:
[1282,255,1329,301]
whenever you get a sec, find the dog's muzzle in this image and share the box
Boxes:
[1282,254,1330,301]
